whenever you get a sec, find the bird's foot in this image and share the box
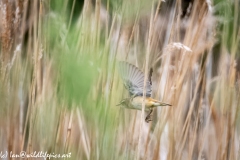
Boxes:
[145,115,152,123]
[145,109,153,123]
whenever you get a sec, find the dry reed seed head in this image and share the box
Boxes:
[0,1,15,72]
[205,0,213,12]
[163,42,192,56]
[8,43,21,69]
[172,42,192,52]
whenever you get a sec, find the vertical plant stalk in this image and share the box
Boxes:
[67,0,76,31]
[77,108,90,160]
[18,0,29,150]
[27,0,43,155]
[99,19,119,158]
[125,12,139,60]
[64,109,73,160]
[95,0,101,51]
[136,4,154,160]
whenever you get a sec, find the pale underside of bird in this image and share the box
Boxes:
[117,61,171,123]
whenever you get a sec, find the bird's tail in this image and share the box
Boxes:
[150,98,172,107]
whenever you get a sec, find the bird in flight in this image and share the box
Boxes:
[117,61,171,123]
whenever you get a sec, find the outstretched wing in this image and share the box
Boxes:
[118,61,152,97]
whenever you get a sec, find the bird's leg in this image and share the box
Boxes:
[145,109,153,123]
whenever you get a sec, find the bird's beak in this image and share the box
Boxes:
[116,102,122,106]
